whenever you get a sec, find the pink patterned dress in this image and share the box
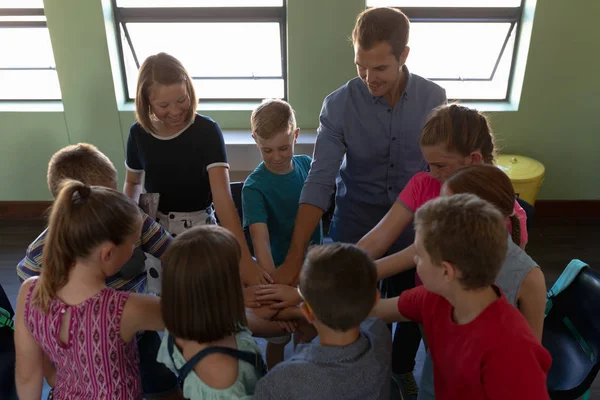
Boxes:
[25,278,142,399]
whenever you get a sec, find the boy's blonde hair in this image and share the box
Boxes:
[414,193,508,290]
[161,225,247,343]
[47,143,117,199]
[135,52,197,135]
[420,104,496,164]
[300,243,377,331]
[251,98,297,140]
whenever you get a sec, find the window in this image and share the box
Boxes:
[0,1,61,100]
[113,0,286,102]
[366,1,524,101]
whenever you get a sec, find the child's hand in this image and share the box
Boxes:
[276,320,298,333]
[272,260,301,286]
[241,258,274,286]
[294,319,318,347]
[249,305,279,320]
[255,284,302,309]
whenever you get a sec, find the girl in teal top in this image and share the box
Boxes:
[157,225,264,399]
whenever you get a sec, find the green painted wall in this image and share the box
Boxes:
[0,0,598,201]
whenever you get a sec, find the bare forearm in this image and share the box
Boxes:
[275,306,304,321]
[358,202,412,259]
[253,239,277,273]
[16,371,43,400]
[286,203,324,263]
[123,181,142,203]
[376,244,416,280]
[215,200,254,262]
[246,309,288,338]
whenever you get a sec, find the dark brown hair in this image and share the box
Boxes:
[352,7,410,60]
[415,193,508,290]
[135,52,197,135]
[420,104,497,164]
[299,243,377,331]
[251,98,297,140]
[444,164,521,246]
[161,225,247,343]
[47,143,117,198]
[33,180,141,311]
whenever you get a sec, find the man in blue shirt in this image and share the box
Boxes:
[274,7,446,397]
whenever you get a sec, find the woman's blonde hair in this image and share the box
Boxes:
[32,180,141,312]
[161,225,247,343]
[135,52,197,135]
[420,104,497,164]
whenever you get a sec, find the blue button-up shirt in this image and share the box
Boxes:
[300,68,446,245]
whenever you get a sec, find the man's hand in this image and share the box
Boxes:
[255,284,302,309]
[240,257,274,286]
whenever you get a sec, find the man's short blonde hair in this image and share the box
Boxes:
[414,193,508,290]
[251,98,297,140]
[47,143,117,199]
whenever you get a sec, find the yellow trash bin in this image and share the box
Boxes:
[496,154,545,205]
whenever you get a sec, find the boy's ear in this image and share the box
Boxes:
[300,302,315,325]
[251,132,258,143]
[441,260,459,283]
[293,127,300,141]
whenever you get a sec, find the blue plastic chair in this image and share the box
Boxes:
[543,265,600,399]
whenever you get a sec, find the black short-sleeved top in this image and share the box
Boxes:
[126,114,229,213]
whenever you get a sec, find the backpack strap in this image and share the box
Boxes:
[168,335,266,388]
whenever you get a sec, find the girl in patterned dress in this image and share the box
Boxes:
[14,180,165,400]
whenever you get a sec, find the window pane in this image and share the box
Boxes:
[0,70,61,100]
[407,22,515,100]
[0,27,55,68]
[116,0,283,7]
[367,0,521,7]
[124,22,283,99]
[0,0,44,8]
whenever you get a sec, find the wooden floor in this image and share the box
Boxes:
[1,217,600,398]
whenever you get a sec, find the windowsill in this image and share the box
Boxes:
[0,101,64,112]
[452,100,518,112]
[224,130,317,145]
[118,101,261,112]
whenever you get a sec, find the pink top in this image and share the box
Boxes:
[25,278,141,400]
[397,172,528,285]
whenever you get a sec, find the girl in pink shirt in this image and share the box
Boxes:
[14,181,165,400]
[358,104,528,281]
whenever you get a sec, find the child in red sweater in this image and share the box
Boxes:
[372,193,551,400]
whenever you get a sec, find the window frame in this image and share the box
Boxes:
[111,0,288,103]
[379,3,524,102]
[0,7,61,102]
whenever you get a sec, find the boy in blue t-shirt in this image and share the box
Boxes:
[243,99,322,369]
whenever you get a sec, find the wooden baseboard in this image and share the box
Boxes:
[534,200,600,218]
[0,201,52,220]
[1,199,599,220]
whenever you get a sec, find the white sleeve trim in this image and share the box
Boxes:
[124,161,144,173]
[206,162,230,171]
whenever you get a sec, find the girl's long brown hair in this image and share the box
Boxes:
[444,164,521,246]
[32,180,140,312]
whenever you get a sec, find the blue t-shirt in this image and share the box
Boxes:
[242,155,322,267]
